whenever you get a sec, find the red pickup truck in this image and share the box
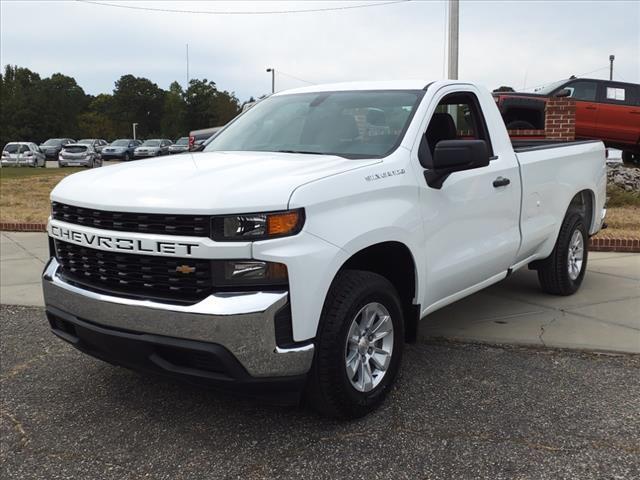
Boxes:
[494,78,640,164]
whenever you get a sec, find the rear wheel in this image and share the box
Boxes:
[306,270,404,419]
[622,151,639,166]
[536,213,588,295]
[123,152,130,162]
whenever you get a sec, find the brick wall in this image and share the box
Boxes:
[544,98,576,141]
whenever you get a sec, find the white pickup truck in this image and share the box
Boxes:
[43,81,606,418]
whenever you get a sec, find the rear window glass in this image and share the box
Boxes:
[3,144,30,154]
[63,145,88,153]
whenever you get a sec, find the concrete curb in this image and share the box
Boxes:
[1,223,639,252]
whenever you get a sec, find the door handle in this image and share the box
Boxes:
[493,177,510,188]
[585,106,597,110]
[630,111,640,115]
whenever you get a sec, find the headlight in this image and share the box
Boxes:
[211,209,304,241]
[212,260,288,288]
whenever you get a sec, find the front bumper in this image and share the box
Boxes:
[42,258,314,394]
[101,151,126,159]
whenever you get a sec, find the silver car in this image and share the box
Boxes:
[78,139,109,155]
[59,143,103,168]
[1,142,46,167]
[134,139,173,158]
[168,137,189,154]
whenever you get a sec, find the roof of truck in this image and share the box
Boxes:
[273,80,435,95]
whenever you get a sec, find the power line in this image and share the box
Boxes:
[277,71,316,85]
[526,66,610,92]
[76,0,412,15]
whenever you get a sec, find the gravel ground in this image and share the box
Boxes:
[1,305,639,480]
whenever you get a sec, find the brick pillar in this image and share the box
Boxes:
[544,98,576,141]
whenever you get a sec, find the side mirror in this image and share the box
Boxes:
[423,139,490,189]
[554,88,571,98]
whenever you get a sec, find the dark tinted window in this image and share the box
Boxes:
[426,91,493,155]
[42,139,63,146]
[565,81,597,101]
[64,145,89,153]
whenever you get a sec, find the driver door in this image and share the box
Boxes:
[417,87,521,309]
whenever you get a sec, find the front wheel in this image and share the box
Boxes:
[536,213,588,295]
[306,270,404,419]
[123,152,130,162]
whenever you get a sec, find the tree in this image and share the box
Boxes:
[493,86,515,92]
[111,74,165,138]
[160,82,187,140]
[185,78,240,131]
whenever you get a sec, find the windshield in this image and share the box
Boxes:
[111,139,130,146]
[142,140,161,147]
[175,137,188,145]
[42,139,62,146]
[204,90,424,158]
[533,79,569,95]
[78,139,94,144]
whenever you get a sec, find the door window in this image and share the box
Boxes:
[564,81,597,101]
[425,91,493,155]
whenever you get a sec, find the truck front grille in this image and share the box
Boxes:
[54,240,212,304]
[51,202,210,237]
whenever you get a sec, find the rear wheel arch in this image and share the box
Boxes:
[567,189,595,233]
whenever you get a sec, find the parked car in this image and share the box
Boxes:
[101,139,141,161]
[1,142,46,167]
[189,127,222,151]
[493,77,640,164]
[134,139,173,158]
[168,137,189,154]
[40,138,75,160]
[58,143,102,168]
[77,139,109,155]
[43,80,606,418]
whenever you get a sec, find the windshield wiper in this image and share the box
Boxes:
[276,149,330,155]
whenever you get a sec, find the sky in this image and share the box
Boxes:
[1,0,638,101]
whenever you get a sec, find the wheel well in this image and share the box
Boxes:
[341,242,419,343]
[568,189,594,232]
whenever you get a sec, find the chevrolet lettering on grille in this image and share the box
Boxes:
[50,224,199,256]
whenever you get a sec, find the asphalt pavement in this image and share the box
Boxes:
[1,305,639,479]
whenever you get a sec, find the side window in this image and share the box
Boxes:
[564,81,597,101]
[602,83,637,105]
[425,92,493,155]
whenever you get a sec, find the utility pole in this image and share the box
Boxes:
[447,0,459,80]
[609,54,615,81]
[186,43,190,87]
[266,68,275,94]
[132,123,138,140]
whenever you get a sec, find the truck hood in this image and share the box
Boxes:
[51,150,378,214]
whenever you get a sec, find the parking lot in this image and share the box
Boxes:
[1,305,639,480]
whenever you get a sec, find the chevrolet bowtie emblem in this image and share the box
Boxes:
[175,264,196,274]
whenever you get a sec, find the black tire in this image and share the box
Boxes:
[622,151,639,166]
[537,213,588,296]
[506,120,535,130]
[306,270,404,419]
[124,152,130,162]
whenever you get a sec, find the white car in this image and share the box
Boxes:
[1,142,46,167]
[133,139,172,158]
[43,80,606,418]
[58,144,102,168]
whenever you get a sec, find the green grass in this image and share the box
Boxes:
[606,183,640,208]
[0,166,84,180]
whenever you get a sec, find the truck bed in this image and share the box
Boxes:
[511,139,601,152]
